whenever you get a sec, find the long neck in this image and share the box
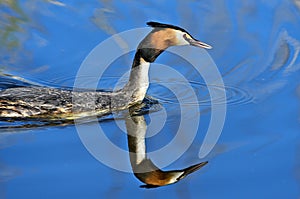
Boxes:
[126,112,147,165]
[120,47,163,105]
[116,30,169,106]
[126,112,184,186]
[120,57,150,105]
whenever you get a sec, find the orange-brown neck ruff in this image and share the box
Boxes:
[134,29,176,64]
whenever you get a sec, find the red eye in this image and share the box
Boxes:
[183,34,190,41]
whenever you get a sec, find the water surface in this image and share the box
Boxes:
[1,0,300,198]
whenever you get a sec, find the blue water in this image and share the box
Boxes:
[1,0,300,198]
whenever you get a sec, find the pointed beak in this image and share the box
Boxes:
[182,161,208,176]
[183,34,212,49]
[176,161,208,180]
[189,39,212,49]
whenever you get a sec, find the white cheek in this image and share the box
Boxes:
[175,31,189,45]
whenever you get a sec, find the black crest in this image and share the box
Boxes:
[146,21,188,33]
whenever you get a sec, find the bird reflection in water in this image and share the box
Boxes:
[125,105,208,188]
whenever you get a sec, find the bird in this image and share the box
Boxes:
[0,21,212,120]
[126,106,208,188]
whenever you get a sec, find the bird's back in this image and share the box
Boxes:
[0,87,112,119]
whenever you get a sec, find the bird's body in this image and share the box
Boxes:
[0,87,111,119]
[0,22,211,120]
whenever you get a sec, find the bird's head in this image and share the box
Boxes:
[146,21,212,49]
[136,21,212,63]
[135,160,208,188]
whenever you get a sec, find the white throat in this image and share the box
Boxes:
[123,59,150,104]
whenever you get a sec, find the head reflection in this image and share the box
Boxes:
[125,105,208,188]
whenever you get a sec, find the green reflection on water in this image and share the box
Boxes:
[0,0,29,49]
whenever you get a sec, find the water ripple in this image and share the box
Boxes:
[149,81,253,106]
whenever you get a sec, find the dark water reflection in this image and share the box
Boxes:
[1,0,300,198]
[126,105,207,188]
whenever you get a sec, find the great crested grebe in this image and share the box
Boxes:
[0,22,212,120]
